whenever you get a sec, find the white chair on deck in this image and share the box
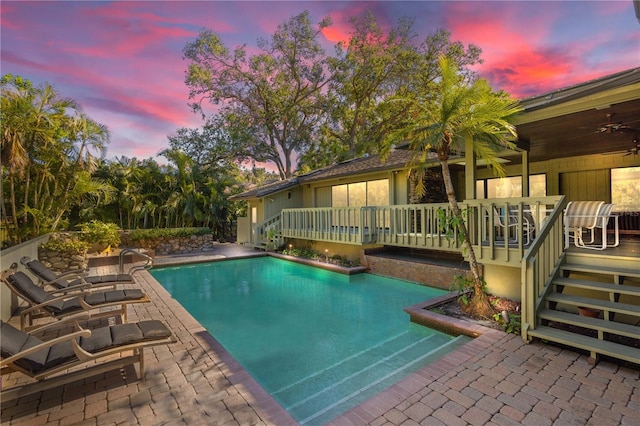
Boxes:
[493,205,536,246]
[592,203,619,249]
[564,201,618,250]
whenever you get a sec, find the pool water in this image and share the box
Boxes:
[151,257,469,425]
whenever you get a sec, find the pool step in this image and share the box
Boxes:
[274,329,465,425]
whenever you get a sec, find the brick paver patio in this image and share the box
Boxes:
[1,245,638,425]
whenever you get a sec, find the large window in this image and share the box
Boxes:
[331,179,389,207]
[476,175,546,199]
[611,167,640,211]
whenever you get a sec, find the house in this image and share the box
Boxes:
[231,68,640,364]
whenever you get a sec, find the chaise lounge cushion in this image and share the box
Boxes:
[22,260,58,283]
[1,320,171,374]
[6,271,144,315]
[0,321,75,373]
[79,320,170,351]
[84,289,144,305]
[76,274,133,286]
[20,257,134,289]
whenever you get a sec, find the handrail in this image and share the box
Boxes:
[119,249,154,274]
[253,213,282,246]
[520,195,567,342]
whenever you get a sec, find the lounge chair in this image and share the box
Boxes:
[1,317,175,400]
[1,268,150,330]
[20,256,134,291]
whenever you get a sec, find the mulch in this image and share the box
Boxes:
[436,295,521,331]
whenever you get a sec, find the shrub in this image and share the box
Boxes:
[281,247,360,267]
[78,220,121,247]
[128,227,210,242]
[492,312,522,335]
[42,238,89,254]
[449,274,486,306]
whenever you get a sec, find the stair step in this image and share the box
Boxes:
[560,263,640,280]
[553,277,640,297]
[528,326,640,364]
[293,336,466,426]
[538,309,640,339]
[278,330,464,425]
[545,293,640,316]
[273,331,420,400]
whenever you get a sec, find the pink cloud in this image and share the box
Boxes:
[443,1,637,97]
[3,1,637,162]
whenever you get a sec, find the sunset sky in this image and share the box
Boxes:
[2,1,639,161]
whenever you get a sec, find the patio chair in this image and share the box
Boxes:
[1,317,175,400]
[20,256,134,291]
[1,267,150,330]
[581,203,620,249]
[493,205,536,246]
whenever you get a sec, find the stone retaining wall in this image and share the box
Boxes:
[39,231,219,272]
[38,233,88,273]
[119,233,218,255]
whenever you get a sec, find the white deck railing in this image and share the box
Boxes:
[281,196,564,267]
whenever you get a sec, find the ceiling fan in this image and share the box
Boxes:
[623,138,640,156]
[602,137,640,157]
[596,113,637,134]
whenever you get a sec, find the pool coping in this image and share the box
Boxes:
[404,291,489,338]
[268,252,368,275]
[152,251,369,276]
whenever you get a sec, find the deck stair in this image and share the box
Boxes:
[528,261,640,365]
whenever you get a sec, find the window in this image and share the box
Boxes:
[487,176,522,198]
[367,179,389,206]
[332,185,348,207]
[349,182,366,207]
[331,179,389,207]
[477,174,546,198]
[529,175,546,197]
[611,167,640,212]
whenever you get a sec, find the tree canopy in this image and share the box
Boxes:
[183,10,483,178]
[184,11,334,179]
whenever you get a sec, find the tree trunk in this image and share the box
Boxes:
[439,159,495,319]
[8,174,21,243]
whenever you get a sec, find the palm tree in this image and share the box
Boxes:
[384,56,522,318]
[1,75,78,242]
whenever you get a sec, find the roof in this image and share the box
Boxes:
[228,178,299,201]
[231,149,419,200]
[519,67,640,112]
[515,67,640,162]
[298,149,417,183]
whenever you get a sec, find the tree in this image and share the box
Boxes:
[314,13,413,163]
[167,116,242,169]
[51,113,111,229]
[0,75,97,242]
[382,56,522,319]
[183,11,334,179]
[298,19,483,171]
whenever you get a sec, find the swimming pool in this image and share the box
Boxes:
[151,257,469,425]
